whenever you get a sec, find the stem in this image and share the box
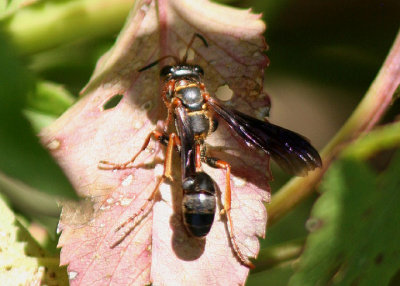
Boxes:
[267,29,400,225]
[37,257,62,266]
[2,0,133,55]
[253,239,304,272]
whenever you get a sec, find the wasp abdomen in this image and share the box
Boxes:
[182,172,216,237]
[182,193,216,237]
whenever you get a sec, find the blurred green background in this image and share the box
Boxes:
[0,0,399,285]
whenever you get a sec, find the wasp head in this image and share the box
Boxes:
[160,64,204,80]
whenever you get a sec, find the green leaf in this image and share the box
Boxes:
[254,239,303,271]
[248,262,294,286]
[0,172,60,218]
[341,121,400,160]
[23,110,57,133]
[26,81,75,117]
[290,152,400,286]
[1,0,132,55]
[23,81,75,132]
[0,32,77,200]
[0,0,31,18]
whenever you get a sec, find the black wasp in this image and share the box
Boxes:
[99,33,322,268]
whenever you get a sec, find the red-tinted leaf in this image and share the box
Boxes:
[41,0,270,285]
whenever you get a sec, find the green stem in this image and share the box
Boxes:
[37,257,62,266]
[2,0,133,55]
[267,29,400,225]
[253,239,304,272]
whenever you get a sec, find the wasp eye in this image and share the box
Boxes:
[194,65,204,76]
[160,65,174,78]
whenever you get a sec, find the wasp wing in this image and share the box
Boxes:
[174,105,197,179]
[207,99,322,176]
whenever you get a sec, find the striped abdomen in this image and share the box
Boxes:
[182,172,216,237]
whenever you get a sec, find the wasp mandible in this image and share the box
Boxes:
[99,33,322,268]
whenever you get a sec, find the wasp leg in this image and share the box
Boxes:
[111,176,162,248]
[205,157,255,269]
[195,143,202,170]
[98,130,169,170]
[163,132,180,181]
[111,132,179,247]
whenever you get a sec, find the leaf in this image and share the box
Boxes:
[0,32,77,201]
[23,80,75,132]
[0,0,35,18]
[247,261,294,286]
[341,121,400,160]
[41,0,270,285]
[289,151,400,286]
[0,171,59,218]
[0,194,68,285]
[26,81,75,117]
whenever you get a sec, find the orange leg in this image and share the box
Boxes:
[161,79,176,133]
[98,130,168,170]
[163,108,174,134]
[206,157,255,269]
[100,86,183,170]
[163,133,179,181]
[111,132,179,247]
[195,143,202,170]
[163,98,183,133]
[111,176,162,248]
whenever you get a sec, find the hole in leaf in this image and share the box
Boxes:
[215,85,233,101]
[103,94,123,110]
[141,100,153,111]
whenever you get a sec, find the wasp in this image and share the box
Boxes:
[99,34,322,268]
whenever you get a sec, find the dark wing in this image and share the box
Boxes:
[207,99,322,176]
[174,105,197,179]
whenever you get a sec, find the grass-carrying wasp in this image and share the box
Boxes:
[99,33,322,268]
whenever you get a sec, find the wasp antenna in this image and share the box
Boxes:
[182,33,209,63]
[138,55,180,72]
[194,33,209,47]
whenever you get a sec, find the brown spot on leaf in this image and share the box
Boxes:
[361,207,373,219]
[374,253,384,264]
[306,217,324,232]
[351,276,361,286]
[48,271,56,278]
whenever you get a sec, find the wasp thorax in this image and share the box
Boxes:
[177,80,188,86]
[182,172,216,238]
[177,85,203,111]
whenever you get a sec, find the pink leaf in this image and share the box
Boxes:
[41,0,270,285]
